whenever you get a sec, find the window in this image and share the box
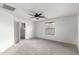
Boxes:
[45,22,56,35]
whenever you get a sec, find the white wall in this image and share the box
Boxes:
[25,20,35,39]
[0,8,14,52]
[14,20,20,44]
[78,14,79,51]
[35,15,78,45]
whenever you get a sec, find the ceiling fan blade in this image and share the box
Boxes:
[30,17,39,20]
[39,13,42,15]
[39,16,46,18]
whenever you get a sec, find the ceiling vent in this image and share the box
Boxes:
[2,4,16,11]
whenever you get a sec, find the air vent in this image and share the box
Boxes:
[2,4,16,11]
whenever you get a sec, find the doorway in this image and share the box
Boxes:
[20,23,26,39]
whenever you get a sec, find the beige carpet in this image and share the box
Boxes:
[0,38,78,55]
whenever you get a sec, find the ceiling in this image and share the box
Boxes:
[1,3,79,21]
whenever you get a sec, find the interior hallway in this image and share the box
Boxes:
[0,38,78,55]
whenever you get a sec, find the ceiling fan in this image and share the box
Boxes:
[29,10,46,20]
